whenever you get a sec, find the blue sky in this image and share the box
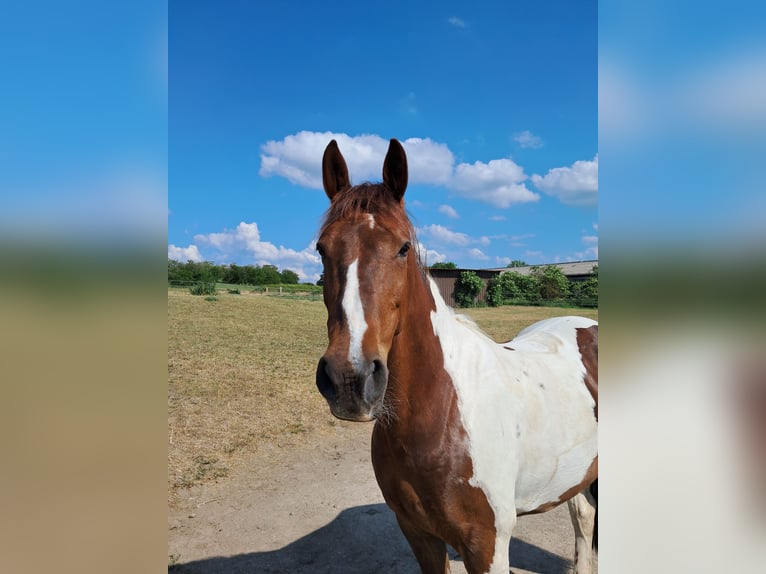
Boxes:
[169,1,597,282]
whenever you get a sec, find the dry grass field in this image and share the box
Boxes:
[167,288,597,502]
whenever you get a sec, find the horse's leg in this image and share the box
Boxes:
[395,514,450,574]
[566,486,597,574]
[457,521,513,574]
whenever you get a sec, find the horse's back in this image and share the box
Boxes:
[508,315,597,353]
[500,316,598,514]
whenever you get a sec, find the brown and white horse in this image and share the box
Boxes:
[315,138,598,574]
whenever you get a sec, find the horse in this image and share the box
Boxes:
[315,138,598,574]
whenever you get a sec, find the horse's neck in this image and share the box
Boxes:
[384,270,465,429]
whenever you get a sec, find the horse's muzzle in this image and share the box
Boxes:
[315,356,388,422]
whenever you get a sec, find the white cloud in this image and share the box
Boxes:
[450,158,540,208]
[495,256,512,266]
[168,244,203,262]
[261,131,614,212]
[448,17,466,28]
[260,131,545,209]
[416,225,492,265]
[489,215,507,221]
[506,233,535,248]
[513,130,544,149]
[190,221,322,281]
[580,233,599,259]
[405,137,455,184]
[420,224,472,246]
[531,155,598,207]
[259,131,454,189]
[414,239,447,267]
[420,224,490,248]
[438,204,460,219]
[467,248,489,260]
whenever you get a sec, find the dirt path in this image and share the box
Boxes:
[169,423,592,573]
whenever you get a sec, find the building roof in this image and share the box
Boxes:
[485,260,598,277]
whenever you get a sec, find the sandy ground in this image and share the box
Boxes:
[169,423,595,574]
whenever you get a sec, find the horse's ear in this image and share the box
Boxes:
[322,140,350,201]
[382,138,408,202]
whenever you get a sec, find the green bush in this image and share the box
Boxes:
[499,271,540,304]
[189,282,217,296]
[493,267,598,308]
[570,276,598,307]
[485,276,503,307]
[532,265,570,301]
[454,271,484,307]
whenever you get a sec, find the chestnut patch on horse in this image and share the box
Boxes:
[576,325,599,420]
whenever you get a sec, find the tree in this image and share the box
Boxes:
[454,270,484,307]
[223,264,243,284]
[241,265,258,285]
[430,262,457,269]
[280,269,299,284]
[250,264,281,285]
[168,259,194,284]
[506,260,527,268]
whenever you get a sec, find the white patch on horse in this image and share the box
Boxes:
[427,278,597,574]
[366,213,375,229]
[342,259,368,370]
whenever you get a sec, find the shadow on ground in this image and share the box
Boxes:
[169,503,571,574]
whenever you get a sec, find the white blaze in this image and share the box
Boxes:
[342,259,367,370]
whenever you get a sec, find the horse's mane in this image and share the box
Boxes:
[320,183,417,238]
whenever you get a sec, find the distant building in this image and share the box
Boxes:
[484,260,598,283]
[429,260,598,306]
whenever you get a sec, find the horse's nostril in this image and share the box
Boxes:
[316,357,336,400]
[363,359,389,406]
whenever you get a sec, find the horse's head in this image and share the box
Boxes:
[315,138,417,421]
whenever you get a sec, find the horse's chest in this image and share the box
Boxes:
[371,424,479,524]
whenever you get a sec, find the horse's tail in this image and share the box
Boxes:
[590,479,598,551]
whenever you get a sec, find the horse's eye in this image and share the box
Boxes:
[397,242,411,258]
[316,243,326,258]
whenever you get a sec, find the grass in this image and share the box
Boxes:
[168,288,333,499]
[168,288,598,501]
